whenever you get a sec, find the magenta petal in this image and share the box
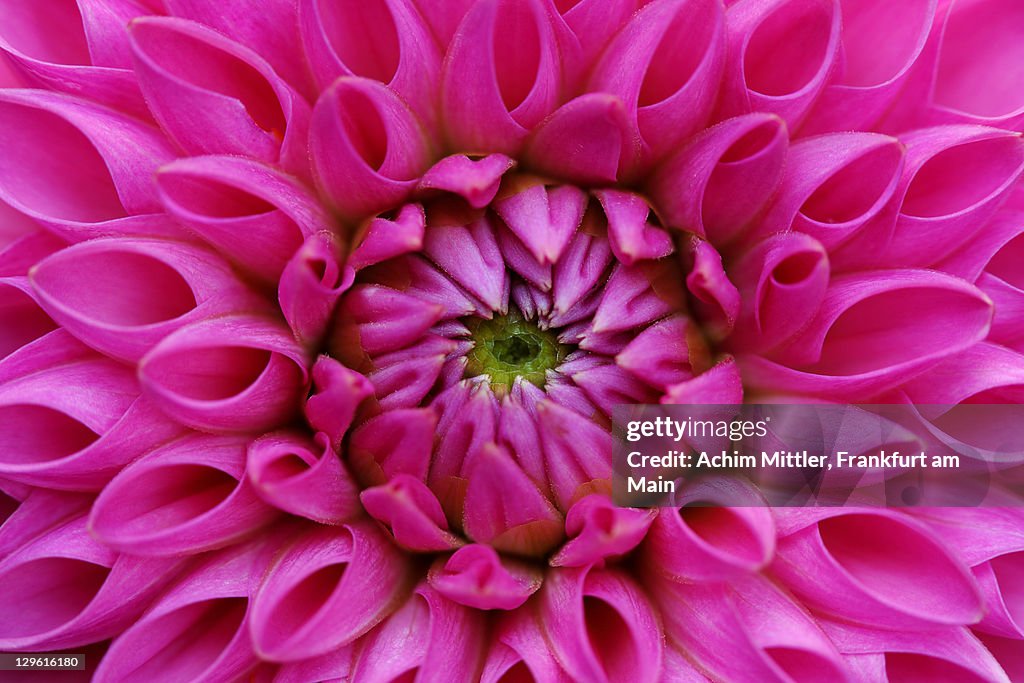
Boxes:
[717,0,841,129]
[349,408,439,483]
[429,543,542,610]
[596,190,674,266]
[139,315,310,433]
[441,0,562,155]
[0,488,91,558]
[361,474,463,552]
[247,431,361,525]
[729,232,830,353]
[0,514,182,651]
[553,0,639,74]
[663,356,743,404]
[649,112,788,245]
[129,17,311,177]
[350,583,486,683]
[299,0,441,127]
[755,132,905,250]
[342,284,444,356]
[747,270,993,398]
[772,508,984,628]
[0,201,65,277]
[249,522,411,661]
[304,356,374,450]
[904,343,1024,406]
[349,203,426,270]
[616,315,701,389]
[0,0,149,117]
[482,607,574,683]
[424,216,509,310]
[588,0,725,167]
[592,261,684,335]
[551,494,656,568]
[418,154,516,209]
[541,565,662,683]
[799,0,935,134]
[0,89,176,240]
[659,574,849,683]
[495,184,586,267]
[463,442,564,557]
[279,231,352,350]
[271,647,354,683]
[90,434,278,556]
[524,94,640,185]
[94,538,276,683]
[645,505,774,581]
[686,238,741,340]
[156,155,333,283]
[0,278,56,360]
[537,400,613,510]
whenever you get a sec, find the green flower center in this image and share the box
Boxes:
[464,313,568,394]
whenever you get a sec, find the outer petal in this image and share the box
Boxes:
[30,237,266,362]
[249,522,411,661]
[551,494,656,568]
[311,77,432,222]
[128,17,311,177]
[90,434,279,556]
[278,232,352,349]
[482,607,573,683]
[138,315,310,433]
[428,543,542,610]
[0,89,177,241]
[541,565,663,683]
[441,0,562,155]
[361,474,464,553]
[0,277,56,360]
[304,356,374,451]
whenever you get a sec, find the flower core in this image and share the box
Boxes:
[463,312,567,394]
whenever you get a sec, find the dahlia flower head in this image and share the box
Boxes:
[0,0,1023,680]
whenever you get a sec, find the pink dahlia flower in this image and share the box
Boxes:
[0,0,1023,681]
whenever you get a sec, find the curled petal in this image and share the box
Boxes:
[729,233,830,353]
[0,278,56,360]
[279,232,352,349]
[0,0,149,117]
[659,574,849,683]
[524,94,640,186]
[596,190,674,266]
[569,362,659,416]
[822,619,1011,683]
[552,231,614,316]
[129,17,311,177]
[551,494,656,568]
[755,132,905,249]
[429,543,542,610]
[0,488,91,558]
[483,607,573,683]
[0,200,65,277]
[649,112,788,244]
[162,0,313,97]
[592,261,686,335]
[837,126,1024,270]
[304,356,374,450]
[94,538,277,683]
[463,442,564,558]
[553,0,640,74]
[30,238,266,362]
[686,238,741,340]
[350,583,486,683]
[418,154,516,209]
[588,0,725,167]
[90,434,278,556]
[772,508,984,628]
[718,0,841,128]
[744,270,993,398]
[424,216,508,310]
[644,505,774,581]
[311,77,432,222]
[348,203,426,270]
[157,156,334,283]
[361,474,463,552]
[904,342,1024,405]
[541,565,662,683]
[248,431,361,525]
[0,89,176,241]
[249,522,411,661]
[441,0,562,155]
[139,315,310,433]
[271,647,354,683]
[799,0,936,134]
[538,400,614,510]
[299,0,442,127]
[0,514,181,651]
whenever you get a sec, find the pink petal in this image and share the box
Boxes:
[349,408,439,484]
[0,487,91,558]
[138,315,310,433]
[551,494,656,568]
[0,278,56,360]
[441,0,562,155]
[553,0,640,75]
[772,508,984,628]
[349,203,426,270]
[482,607,574,683]
[424,215,508,310]
[304,356,374,450]
[595,190,674,266]
[552,230,614,317]
[310,77,432,222]
[537,400,614,510]
[279,231,352,350]
[429,543,542,610]
[361,474,463,552]
[157,155,333,283]
[541,565,663,683]
[685,237,741,340]
[717,0,841,129]
[299,0,442,128]
[418,154,516,208]
[463,442,564,557]
[31,237,267,362]
[247,431,361,525]
[129,17,311,177]
[588,0,725,169]
[0,201,65,277]
[592,261,685,335]
[616,315,704,389]
[648,112,788,245]
[0,89,176,240]
[799,0,936,134]
[339,284,444,356]
[0,514,182,651]
[249,522,411,661]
